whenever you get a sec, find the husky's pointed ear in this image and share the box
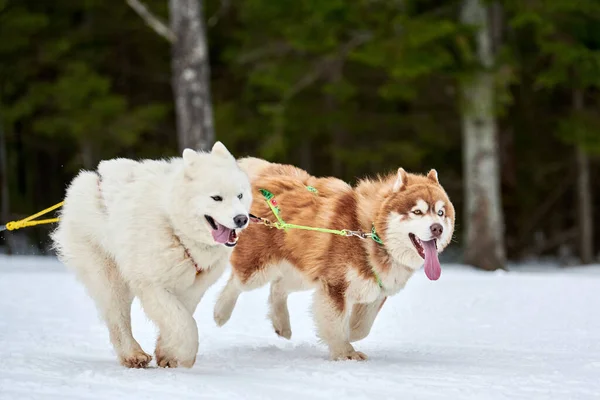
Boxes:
[182,148,198,168]
[427,169,439,184]
[393,168,408,192]
[211,141,234,160]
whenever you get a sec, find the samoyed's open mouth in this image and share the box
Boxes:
[205,216,238,247]
[409,233,441,281]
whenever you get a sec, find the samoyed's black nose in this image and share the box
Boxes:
[234,214,248,228]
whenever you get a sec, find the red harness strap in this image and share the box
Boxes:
[183,246,203,275]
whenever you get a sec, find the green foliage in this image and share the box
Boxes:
[0,0,171,230]
[557,108,600,155]
[1,0,600,258]
[219,0,467,173]
[504,0,600,155]
[25,62,166,149]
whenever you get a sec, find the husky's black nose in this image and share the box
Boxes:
[430,223,443,238]
[234,214,248,228]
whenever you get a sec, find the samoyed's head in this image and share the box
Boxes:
[172,142,252,247]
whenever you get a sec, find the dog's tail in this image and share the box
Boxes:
[237,157,272,182]
[238,157,311,183]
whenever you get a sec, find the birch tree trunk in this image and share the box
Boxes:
[573,88,593,264]
[460,0,506,270]
[169,0,215,151]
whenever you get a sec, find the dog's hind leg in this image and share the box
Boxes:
[64,243,151,368]
[349,296,387,342]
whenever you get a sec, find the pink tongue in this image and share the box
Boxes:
[211,224,232,244]
[422,239,441,281]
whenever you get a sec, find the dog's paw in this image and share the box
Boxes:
[213,311,229,327]
[271,319,292,340]
[274,326,292,340]
[331,350,369,361]
[269,307,292,340]
[120,350,152,368]
[156,355,178,368]
[155,344,196,368]
[213,299,235,326]
[155,344,177,368]
[156,354,196,368]
[214,287,240,326]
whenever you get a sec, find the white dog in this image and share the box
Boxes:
[51,142,252,368]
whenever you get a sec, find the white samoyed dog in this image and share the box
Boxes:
[51,142,252,368]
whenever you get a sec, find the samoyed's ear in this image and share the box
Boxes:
[182,148,198,168]
[392,168,408,192]
[211,141,235,160]
[427,169,439,184]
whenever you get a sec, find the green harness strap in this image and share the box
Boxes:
[258,188,384,289]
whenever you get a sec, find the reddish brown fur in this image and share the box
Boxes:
[230,162,455,314]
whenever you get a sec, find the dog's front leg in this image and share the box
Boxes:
[312,285,368,361]
[349,296,387,342]
[137,287,198,368]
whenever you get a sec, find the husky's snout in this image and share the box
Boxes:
[430,223,443,238]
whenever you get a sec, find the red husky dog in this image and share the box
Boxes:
[214,158,455,360]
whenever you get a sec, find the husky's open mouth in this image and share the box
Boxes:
[409,233,441,281]
[205,215,238,247]
[409,233,426,259]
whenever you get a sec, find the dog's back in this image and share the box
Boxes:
[51,169,108,262]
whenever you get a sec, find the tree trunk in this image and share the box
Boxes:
[573,88,593,264]
[169,0,215,152]
[0,113,12,254]
[460,0,506,270]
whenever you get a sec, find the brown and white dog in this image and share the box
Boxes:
[214,158,455,361]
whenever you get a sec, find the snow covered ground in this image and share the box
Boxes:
[1,255,599,400]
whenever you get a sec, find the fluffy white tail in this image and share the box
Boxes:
[237,157,271,181]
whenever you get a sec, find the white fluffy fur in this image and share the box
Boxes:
[51,142,252,368]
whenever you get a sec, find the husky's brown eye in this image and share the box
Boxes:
[238,193,243,199]
[211,195,223,202]
[413,210,422,215]
[438,210,444,217]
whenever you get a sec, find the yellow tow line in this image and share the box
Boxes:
[0,201,64,232]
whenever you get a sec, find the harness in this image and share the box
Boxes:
[250,188,385,289]
[1,184,386,288]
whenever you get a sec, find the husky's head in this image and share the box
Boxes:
[173,142,252,248]
[376,168,455,280]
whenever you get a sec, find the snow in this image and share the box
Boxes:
[1,255,599,399]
